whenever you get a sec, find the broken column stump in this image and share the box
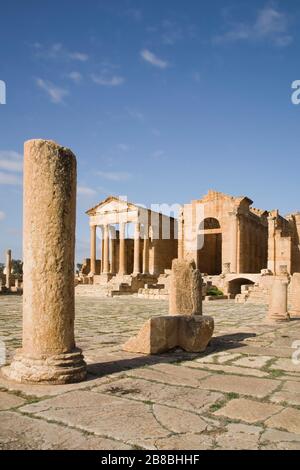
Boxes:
[289,273,300,318]
[266,278,290,323]
[123,259,214,354]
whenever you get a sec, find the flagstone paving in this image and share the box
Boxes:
[0,296,300,450]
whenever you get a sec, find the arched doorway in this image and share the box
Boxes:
[228,278,255,297]
[198,217,222,275]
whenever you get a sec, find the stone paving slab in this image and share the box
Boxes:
[0,390,26,410]
[181,361,270,378]
[95,377,223,413]
[0,411,131,450]
[125,363,211,387]
[19,390,170,445]
[1,297,300,450]
[215,423,262,450]
[270,380,300,405]
[265,407,300,434]
[233,355,273,369]
[194,374,279,398]
[214,398,283,423]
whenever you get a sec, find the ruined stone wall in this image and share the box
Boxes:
[182,190,268,275]
[268,211,292,274]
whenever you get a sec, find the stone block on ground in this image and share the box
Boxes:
[123,314,214,354]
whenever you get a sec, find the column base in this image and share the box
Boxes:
[265,313,290,323]
[1,348,87,384]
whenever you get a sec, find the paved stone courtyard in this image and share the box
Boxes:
[0,296,300,450]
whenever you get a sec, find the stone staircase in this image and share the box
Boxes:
[76,273,158,297]
[235,283,270,304]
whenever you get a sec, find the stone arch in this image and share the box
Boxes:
[228,277,255,297]
[197,217,222,275]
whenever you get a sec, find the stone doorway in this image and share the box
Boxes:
[198,218,222,275]
[228,278,255,297]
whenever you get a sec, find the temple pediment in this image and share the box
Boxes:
[86,196,139,216]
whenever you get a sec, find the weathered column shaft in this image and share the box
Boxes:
[89,225,97,275]
[119,222,126,275]
[143,231,150,274]
[103,224,110,274]
[110,226,116,274]
[2,139,86,384]
[133,222,141,274]
[5,249,12,289]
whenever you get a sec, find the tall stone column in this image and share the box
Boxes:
[266,279,290,323]
[118,222,127,275]
[5,249,12,289]
[143,228,150,275]
[102,224,110,274]
[89,225,97,276]
[133,222,141,275]
[110,226,116,274]
[2,139,86,384]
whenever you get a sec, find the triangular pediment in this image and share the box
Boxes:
[86,196,139,216]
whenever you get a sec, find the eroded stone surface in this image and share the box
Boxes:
[265,408,300,434]
[197,374,278,398]
[19,390,170,442]
[169,259,202,315]
[215,398,282,423]
[0,391,26,410]
[0,411,130,450]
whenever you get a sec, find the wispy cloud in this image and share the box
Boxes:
[32,42,89,61]
[161,19,183,45]
[97,171,132,182]
[91,74,125,86]
[36,78,69,104]
[125,107,145,121]
[0,172,22,185]
[151,149,166,159]
[77,186,97,196]
[214,4,292,47]
[67,71,82,83]
[68,52,89,62]
[116,144,129,152]
[140,49,169,69]
[0,211,6,221]
[0,151,23,172]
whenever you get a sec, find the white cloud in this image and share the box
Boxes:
[91,74,125,86]
[0,151,23,172]
[36,78,69,103]
[214,4,292,47]
[67,71,82,83]
[0,172,22,185]
[33,43,89,61]
[0,211,6,221]
[140,49,169,68]
[77,186,97,196]
[97,171,132,182]
[68,52,89,62]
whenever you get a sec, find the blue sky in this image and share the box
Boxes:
[0,0,299,262]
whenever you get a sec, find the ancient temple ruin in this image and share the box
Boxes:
[77,190,300,302]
